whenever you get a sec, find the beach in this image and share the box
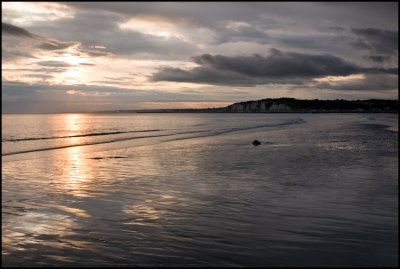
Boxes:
[2,113,398,266]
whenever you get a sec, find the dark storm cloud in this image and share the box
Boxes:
[368,55,386,63]
[350,28,398,59]
[191,49,362,78]
[151,49,397,87]
[150,66,255,86]
[362,67,397,75]
[2,22,36,38]
[151,64,307,86]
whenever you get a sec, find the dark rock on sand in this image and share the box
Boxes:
[252,140,261,146]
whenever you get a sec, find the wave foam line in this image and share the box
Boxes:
[3,129,161,142]
[2,130,213,156]
[165,118,307,142]
[2,118,305,156]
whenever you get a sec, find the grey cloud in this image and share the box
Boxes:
[2,22,36,38]
[323,26,345,31]
[2,2,398,112]
[38,61,73,67]
[214,25,270,44]
[26,74,54,80]
[273,31,353,54]
[64,2,398,31]
[61,2,276,48]
[2,81,228,113]
[2,80,202,98]
[151,49,397,87]
[1,80,28,86]
[2,26,39,61]
[17,3,399,62]
[191,49,360,78]
[21,67,67,73]
[2,23,80,62]
[2,82,136,105]
[104,76,132,81]
[277,35,322,49]
[368,55,386,63]
[194,49,397,77]
[314,2,398,30]
[2,22,78,55]
[37,40,77,51]
[63,2,266,28]
[150,65,308,86]
[350,28,398,58]
[36,67,68,73]
[90,80,131,86]
[362,67,398,75]
[2,46,37,61]
[106,30,194,58]
[79,48,110,57]
[2,82,47,97]
[28,10,194,59]
[150,66,256,86]
[4,67,68,73]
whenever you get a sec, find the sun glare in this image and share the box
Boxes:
[119,17,186,40]
[57,53,86,66]
[313,74,365,82]
[120,18,171,37]
[61,68,81,85]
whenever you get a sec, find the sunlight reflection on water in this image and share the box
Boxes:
[2,113,398,267]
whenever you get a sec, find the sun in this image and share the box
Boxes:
[58,54,85,66]
[62,68,81,84]
[66,55,84,66]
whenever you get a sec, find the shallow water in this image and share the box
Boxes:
[2,113,398,266]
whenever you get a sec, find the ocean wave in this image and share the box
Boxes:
[2,129,162,142]
[2,118,305,156]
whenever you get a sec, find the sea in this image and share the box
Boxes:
[2,112,398,267]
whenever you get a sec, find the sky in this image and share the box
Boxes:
[2,2,398,113]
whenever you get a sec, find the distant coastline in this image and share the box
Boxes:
[93,98,399,113]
